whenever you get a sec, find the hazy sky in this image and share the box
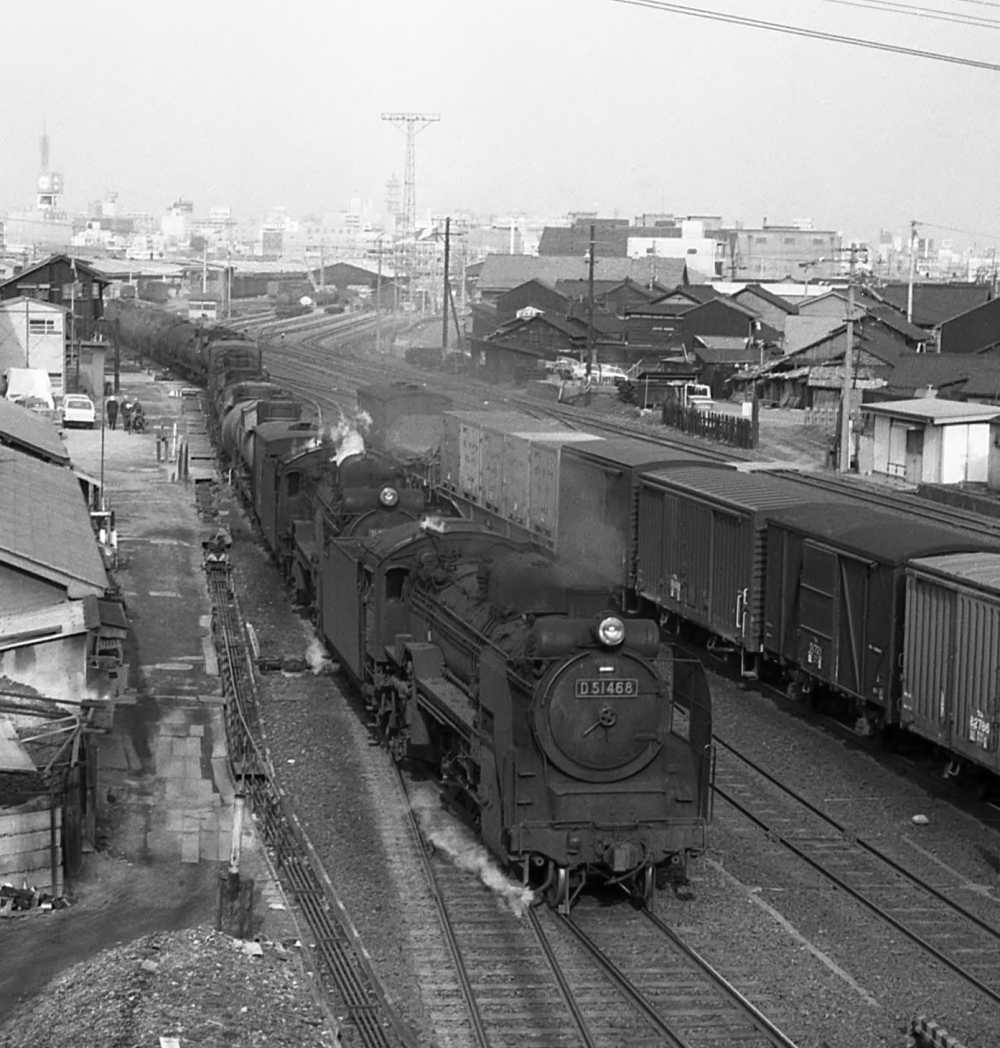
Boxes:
[3,0,999,246]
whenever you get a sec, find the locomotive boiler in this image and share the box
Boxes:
[321,516,713,910]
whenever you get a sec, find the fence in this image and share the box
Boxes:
[662,402,756,450]
[803,406,865,428]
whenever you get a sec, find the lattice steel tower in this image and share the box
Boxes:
[381,112,440,232]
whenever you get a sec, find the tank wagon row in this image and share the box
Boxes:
[436,408,1000,790]
[124,303,714,910]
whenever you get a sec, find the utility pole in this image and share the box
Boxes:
[375,236,383,355]
[441,216,451,355]
[839,245,863,473]
[586,223,596,377]
[907,220,918,324]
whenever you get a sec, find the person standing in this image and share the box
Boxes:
[106,396,119,431]
[122,399,133,434]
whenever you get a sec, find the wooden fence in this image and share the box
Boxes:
[662,403,756,450]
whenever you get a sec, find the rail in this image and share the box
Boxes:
[714,735,1000,1007]
[546,906,800,1047]
[205,558,417,1048]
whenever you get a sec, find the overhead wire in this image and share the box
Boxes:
[815,0,1000,28]
[915,220,1000,241]
[607,0,1000,71]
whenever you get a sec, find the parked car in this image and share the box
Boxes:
[595,364,630,386]
[61,394,96,429]
[683,383,714,410]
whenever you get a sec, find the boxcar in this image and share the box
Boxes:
[902,552,1000,776]
[440,411,601,543]
[557,438,731,597]
[635,467,845,666]
[763,503,995,730]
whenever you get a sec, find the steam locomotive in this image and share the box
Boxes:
[322,517,712,909]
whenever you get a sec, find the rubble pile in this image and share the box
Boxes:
[0,928,336,1048]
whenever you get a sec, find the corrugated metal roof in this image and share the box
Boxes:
[767,503,998,562]
[0,719,36,773]
[864,398,1000,424]
[639,465,839,512]
[909,550,1000,590]
[0,448,107,596]
[566,437,717,470]
[0,398,69,465]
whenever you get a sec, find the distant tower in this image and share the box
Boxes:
[36,122,65,216]
[380,113,440,233]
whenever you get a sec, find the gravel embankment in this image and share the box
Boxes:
[0,929,334,1048]
[699,667,1000,1047]
[222,494,449,1045]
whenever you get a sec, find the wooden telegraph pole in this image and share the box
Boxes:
[586,223,596,376]
[442,216,451,356]
[838,245,865,473]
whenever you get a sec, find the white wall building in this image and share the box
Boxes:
[627,220,722,280]
[859,399,1000,486]
[0,297,67,397]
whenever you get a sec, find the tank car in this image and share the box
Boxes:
[320,516,713,910]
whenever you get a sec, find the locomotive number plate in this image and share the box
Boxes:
[575,678,639,698]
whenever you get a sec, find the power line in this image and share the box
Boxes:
[607,0,1000,71]
[816,0,1000,28]
[915,220,1000,241]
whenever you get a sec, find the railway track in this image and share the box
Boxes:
[527,901,799,1047]
[392,761,802,1048]
[391,767,595,1048]
[203,545,416,1048]
[714,735,1000,1006]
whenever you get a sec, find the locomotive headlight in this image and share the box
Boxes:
[378,485,399,507]
[597,615,626,647]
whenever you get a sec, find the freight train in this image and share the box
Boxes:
[434,409,1000,793]
[122,300,1000,812]
[115,301,715,906]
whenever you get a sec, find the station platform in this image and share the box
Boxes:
[61,370,287,925]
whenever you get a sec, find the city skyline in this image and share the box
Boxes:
[2,0,999,251]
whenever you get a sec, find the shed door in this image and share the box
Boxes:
[905,428,924,484]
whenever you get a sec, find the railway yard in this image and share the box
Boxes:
[4,307,1000,1048]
